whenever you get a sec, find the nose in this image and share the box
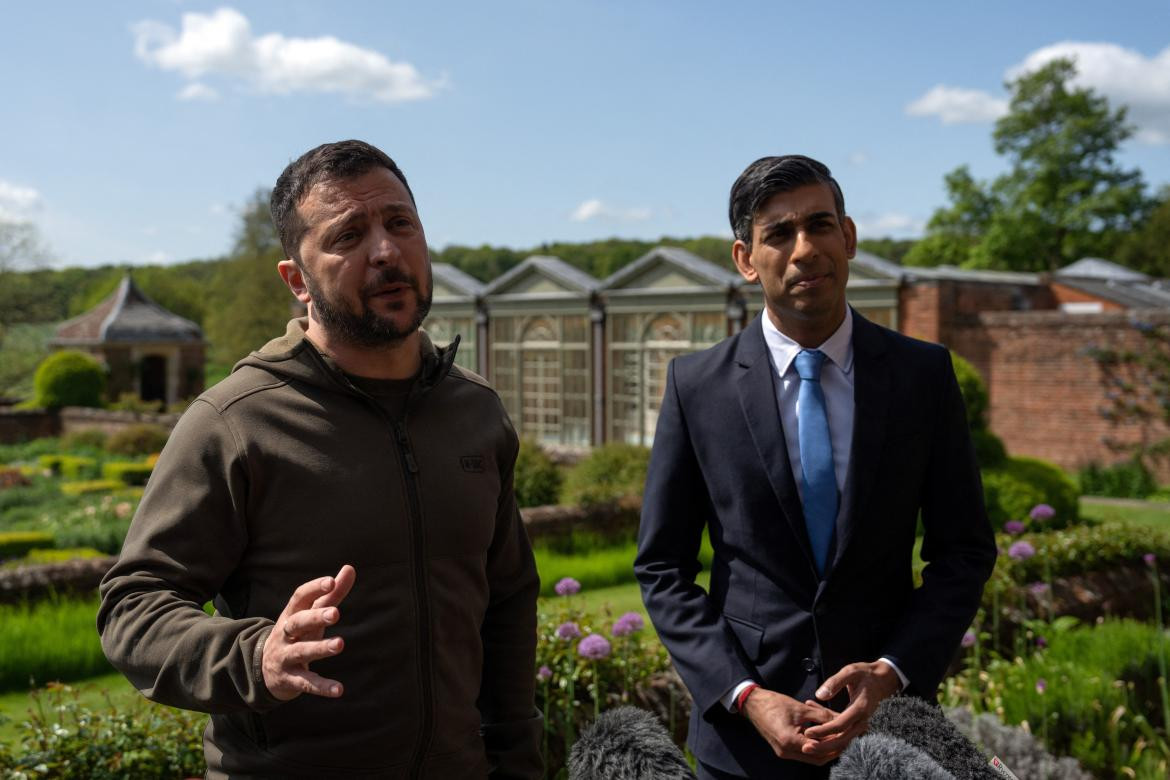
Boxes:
[368,225,402,267]
[791,228,817,264]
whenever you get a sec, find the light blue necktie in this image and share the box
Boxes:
[795,349,836,575]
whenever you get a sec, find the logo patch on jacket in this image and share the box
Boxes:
[460,456,485,473]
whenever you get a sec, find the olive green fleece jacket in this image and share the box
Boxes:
[97,319,542,779]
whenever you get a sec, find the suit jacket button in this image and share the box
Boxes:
[802,657,817,672]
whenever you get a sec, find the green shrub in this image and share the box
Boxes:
[101,460,153,487]
[59,455,99,480]
[0,682,205,778]
[951,351,989,430]
[0,530,55,559]
[982,456,1078,529]
[562,444,651,507]
[971,429,1007,468]
[105,424,170,456]
[32,350,106,409]
[60,428,109,452]
[107,391,166,413]
[987,521,1170,587]
[60,479,125,496]
[0,437,65,464]
[514,439,563,507]
[1078,459,1157,499]
[4,547,105,567]
[37,453,65,474]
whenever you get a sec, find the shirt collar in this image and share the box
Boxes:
[761,307,854,377]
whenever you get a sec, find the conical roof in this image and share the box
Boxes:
[53,275,203,345]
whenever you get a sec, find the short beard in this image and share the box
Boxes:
[304,265,433,348]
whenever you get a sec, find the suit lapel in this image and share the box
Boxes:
[734,317,817,574]
[829,309,891,573]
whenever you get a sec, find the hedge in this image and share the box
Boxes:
[982,456,1079,529]
[0,531,56,560]
[101,461,153,487]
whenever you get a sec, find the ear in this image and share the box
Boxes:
[732,239,758,284]
[842,215,858,259]
[277,259,312,304]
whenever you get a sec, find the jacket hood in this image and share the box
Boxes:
[232,317,460,393]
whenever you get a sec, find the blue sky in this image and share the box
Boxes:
[2,1,1168,269]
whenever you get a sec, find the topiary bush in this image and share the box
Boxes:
[982,456,1079,529]
[101,461,154,487]
[1077,458,1157,499]
[562,444,651,507]
[0,530,56,560]
[514,439,563,507]
[105,424,170,456]
[32,350,106,409]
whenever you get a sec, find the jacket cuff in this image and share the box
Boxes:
[251,624,285,712]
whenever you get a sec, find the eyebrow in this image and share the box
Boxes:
[758,210,837,239]
[325,202,415,233]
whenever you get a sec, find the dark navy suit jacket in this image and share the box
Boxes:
[634,309,997,778]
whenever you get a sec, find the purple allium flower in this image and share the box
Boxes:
[1036,636,1048,649]
[1004,520,1026,535]
[1145,553,1157,567]
[555,577,581,596]
[1036,678,1047,694]
[537,665,552,682]
[961,630,977,648]
[555,621,581,640]
[1008,541,1036,561]
[1029,582,1050,596]
[1029,504,1055,521]
[578,634,612,660]
[612,612,645,637]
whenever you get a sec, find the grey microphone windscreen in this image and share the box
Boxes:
[868,696,1000,780]
[568,706,696,780]
[830,732,957,780]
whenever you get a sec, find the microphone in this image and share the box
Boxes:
[830,732,956,780]
[568,705,696,780]
[866,696,1002,780]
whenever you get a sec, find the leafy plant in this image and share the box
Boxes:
[31,351,105,410]
[104,425,169,457]
[514,439,563,508]
[562,444,650,507]
[100,461,153,487]
[982,456,1078,528]
[1078,458,1158,499]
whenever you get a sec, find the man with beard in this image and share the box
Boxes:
[98,140,543,779]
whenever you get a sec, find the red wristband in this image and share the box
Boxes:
[735,683,760,713]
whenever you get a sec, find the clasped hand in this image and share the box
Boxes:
[261,564,356,701]
[742,660,901,766]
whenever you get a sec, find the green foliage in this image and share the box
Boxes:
[106,392,165,414]
[105,424,169,457]
[0,682,206,778]
[100,462,153,487]
[562,444,651,507]
[59,480,125,497]
[910,59,1149,272]
[0,438,66,465]
[514,440,563,507]
[971,429,1008,469]
[59,430,107,452]
[0,531,55,560]
[982,456,1079,528]
[856,238,915,265]
[5,547,105,567]
[58,456,99,481]
[533,532,712,597]
[950,351,989,430]
[1078,459,1157,499]
[990,522,1170,587]
[0,323,54,400]
[0,597,112,692]
[943,620,1170,778]
[1118,186,1170,278]
[1087,320,1170,467]
[32,351,105,410]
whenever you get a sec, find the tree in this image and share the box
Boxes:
[910,59,1148,272]
[1117,187,1170,277]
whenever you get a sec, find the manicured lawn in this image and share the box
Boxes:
[1080,496,1170,530]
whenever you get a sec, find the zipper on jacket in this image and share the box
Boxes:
[392,419,435,779]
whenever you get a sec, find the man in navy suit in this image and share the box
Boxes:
[634,155,996,779]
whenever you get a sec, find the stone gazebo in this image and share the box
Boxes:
[51,276,206,406]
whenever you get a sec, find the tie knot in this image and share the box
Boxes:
[795,349,826,382]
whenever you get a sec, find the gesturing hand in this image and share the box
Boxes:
[800,660,902,755]
[262,564,356,702]
[741,688,842,766]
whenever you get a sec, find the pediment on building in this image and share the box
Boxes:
[483,255,599,298]
[602,247,740,293]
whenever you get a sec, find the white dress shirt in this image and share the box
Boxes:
[722,311,906,712]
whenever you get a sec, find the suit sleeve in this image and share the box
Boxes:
[880,349,997,694]
[635,359,758,719]
[96,399,283,714]
[478,412,543,780]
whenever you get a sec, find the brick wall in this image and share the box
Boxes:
[59,407,180,437]
[0,409,59,444]
[953,310,1170,483]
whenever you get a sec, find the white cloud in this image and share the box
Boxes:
[133,7,441,103]
[847,151,868,166]
[144,250,172,264]
[852,212,924,239]
[177,82,220,101]
[570,198,653,223]
[1008,41,1170,145]
[0,179,42,222]
[906,85,1008,124]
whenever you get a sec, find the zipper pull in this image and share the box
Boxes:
[394,422,420,474]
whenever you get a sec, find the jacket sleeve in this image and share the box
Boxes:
[880,348,997,694]
[478,413,543,780]
[97,398,283,714]
[634,359,757,718]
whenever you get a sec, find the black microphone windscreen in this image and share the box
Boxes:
[568,706,696,780]
[868,696,1000,780]
[830,732,957,780]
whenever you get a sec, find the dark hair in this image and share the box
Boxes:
[728,155,845,246]
[270,139,415,261]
